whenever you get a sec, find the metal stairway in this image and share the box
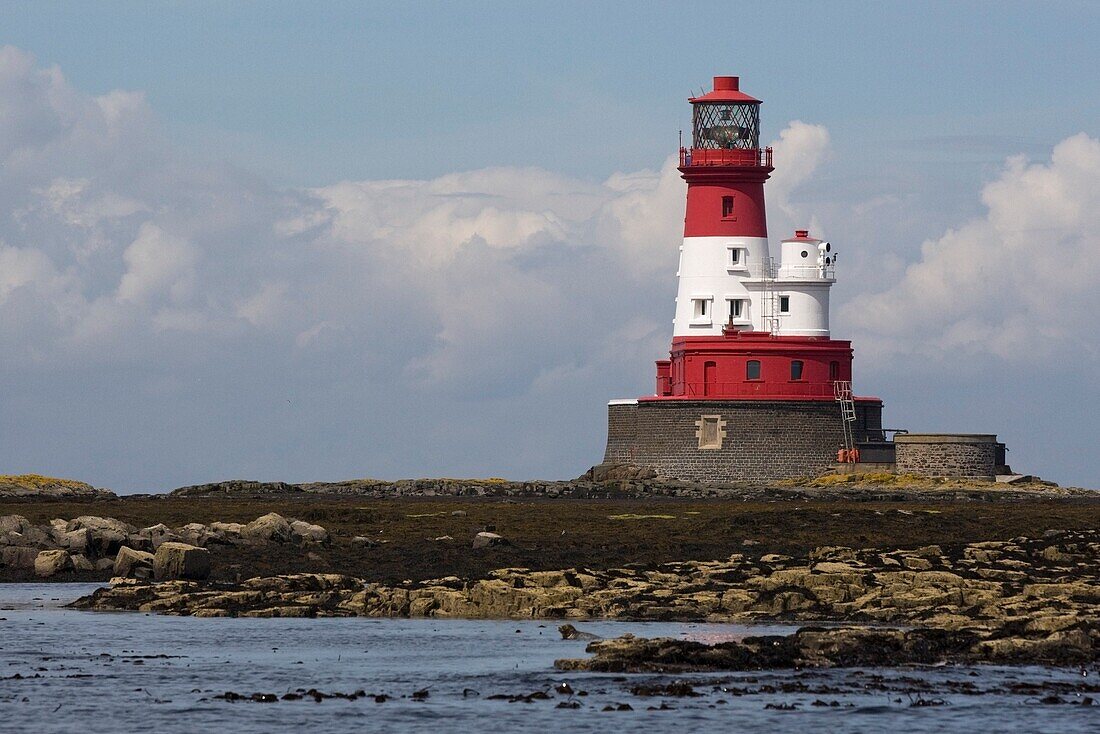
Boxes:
[834,380,857,454]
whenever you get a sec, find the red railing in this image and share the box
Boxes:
[669,380,837,399]
[680,146,773,168]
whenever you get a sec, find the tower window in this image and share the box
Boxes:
[727,298,745,321]
[692,297,712,323]
[721,196,734,218]
[829,361,840,381]
[727,246,746,270]
[746,360,761,380]
[779,295,790,313]
[790,360,804,380]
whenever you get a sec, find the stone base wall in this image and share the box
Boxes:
[894,434,999,480]
[603,398,884,482]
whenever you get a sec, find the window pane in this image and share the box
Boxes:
[791,360,804,380]
[779,296,790,313]
[722,196,734,217]
[746,360,761,380]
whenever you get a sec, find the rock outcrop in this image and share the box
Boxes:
[0,475,115,500]
[553,625,1094,671]
[68,530,1099,669]
[168,476,1088,501]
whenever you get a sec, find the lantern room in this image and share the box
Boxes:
[690,76,761,150]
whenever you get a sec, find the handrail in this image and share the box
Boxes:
[680,146,773,168]
[671,380,841,398]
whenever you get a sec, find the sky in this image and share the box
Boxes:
[1,1,1099,492]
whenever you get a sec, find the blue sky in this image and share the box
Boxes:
[1,2,1099,490]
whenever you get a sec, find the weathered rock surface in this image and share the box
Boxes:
[114,547,155,579]
[153,542,211,581]
[242,513,294,543]
[34,549,73,577]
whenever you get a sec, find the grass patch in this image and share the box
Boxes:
[0,474,93,490]
[607,513,677,521]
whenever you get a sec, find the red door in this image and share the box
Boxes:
[703,361,716,397]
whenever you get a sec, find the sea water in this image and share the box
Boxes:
[0,584,1094,733]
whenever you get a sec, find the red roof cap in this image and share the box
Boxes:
[689,76,762,104]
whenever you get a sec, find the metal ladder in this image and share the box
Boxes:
[834,380,857,454]
[758,256,780,334]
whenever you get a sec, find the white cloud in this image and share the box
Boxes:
[117,223,199,305]
[767,120,831,240]
[844,132,1100,362]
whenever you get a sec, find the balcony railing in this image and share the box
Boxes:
[680,146,773,168]
[669,381,840,399]
[777,263,836,280]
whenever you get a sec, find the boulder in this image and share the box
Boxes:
[176,523,212,547]
[57,528,91,554]
[114,546,155,579]
[68,515,137,535]
[0,514,29,534]
[140,523,178,549]
[71,553,95,572]
[69,516,134,555]
[154,542,211,581]
[242,513,293,543]
[472,531,506,549]
[0,531,24,546]
[209,522,244,536]
[289,520,329,544]
[35,549,73,577]
[1,545,40,570]
[20,526,57,549]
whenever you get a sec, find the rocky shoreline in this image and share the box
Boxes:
[167,474,1086,501]
[68,529,1098,668]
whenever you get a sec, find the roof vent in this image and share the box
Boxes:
[795,229,809,238]
[713,76,739,91]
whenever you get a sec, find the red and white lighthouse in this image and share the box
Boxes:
[655,75,853,400]
[598,75,884,482]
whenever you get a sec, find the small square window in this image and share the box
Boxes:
[779,295,790,313]
[746,360,761,380]
[692,298,712,323]
[727,246,746,270]
[721,196,734,218]
[727,298,744,320]
[791,360,804,380]
[695,414,726,449]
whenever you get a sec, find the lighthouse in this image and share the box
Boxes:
[600,75,885,482]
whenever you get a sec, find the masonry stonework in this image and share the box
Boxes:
[604,399,883,482]
[894,434,998,480]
